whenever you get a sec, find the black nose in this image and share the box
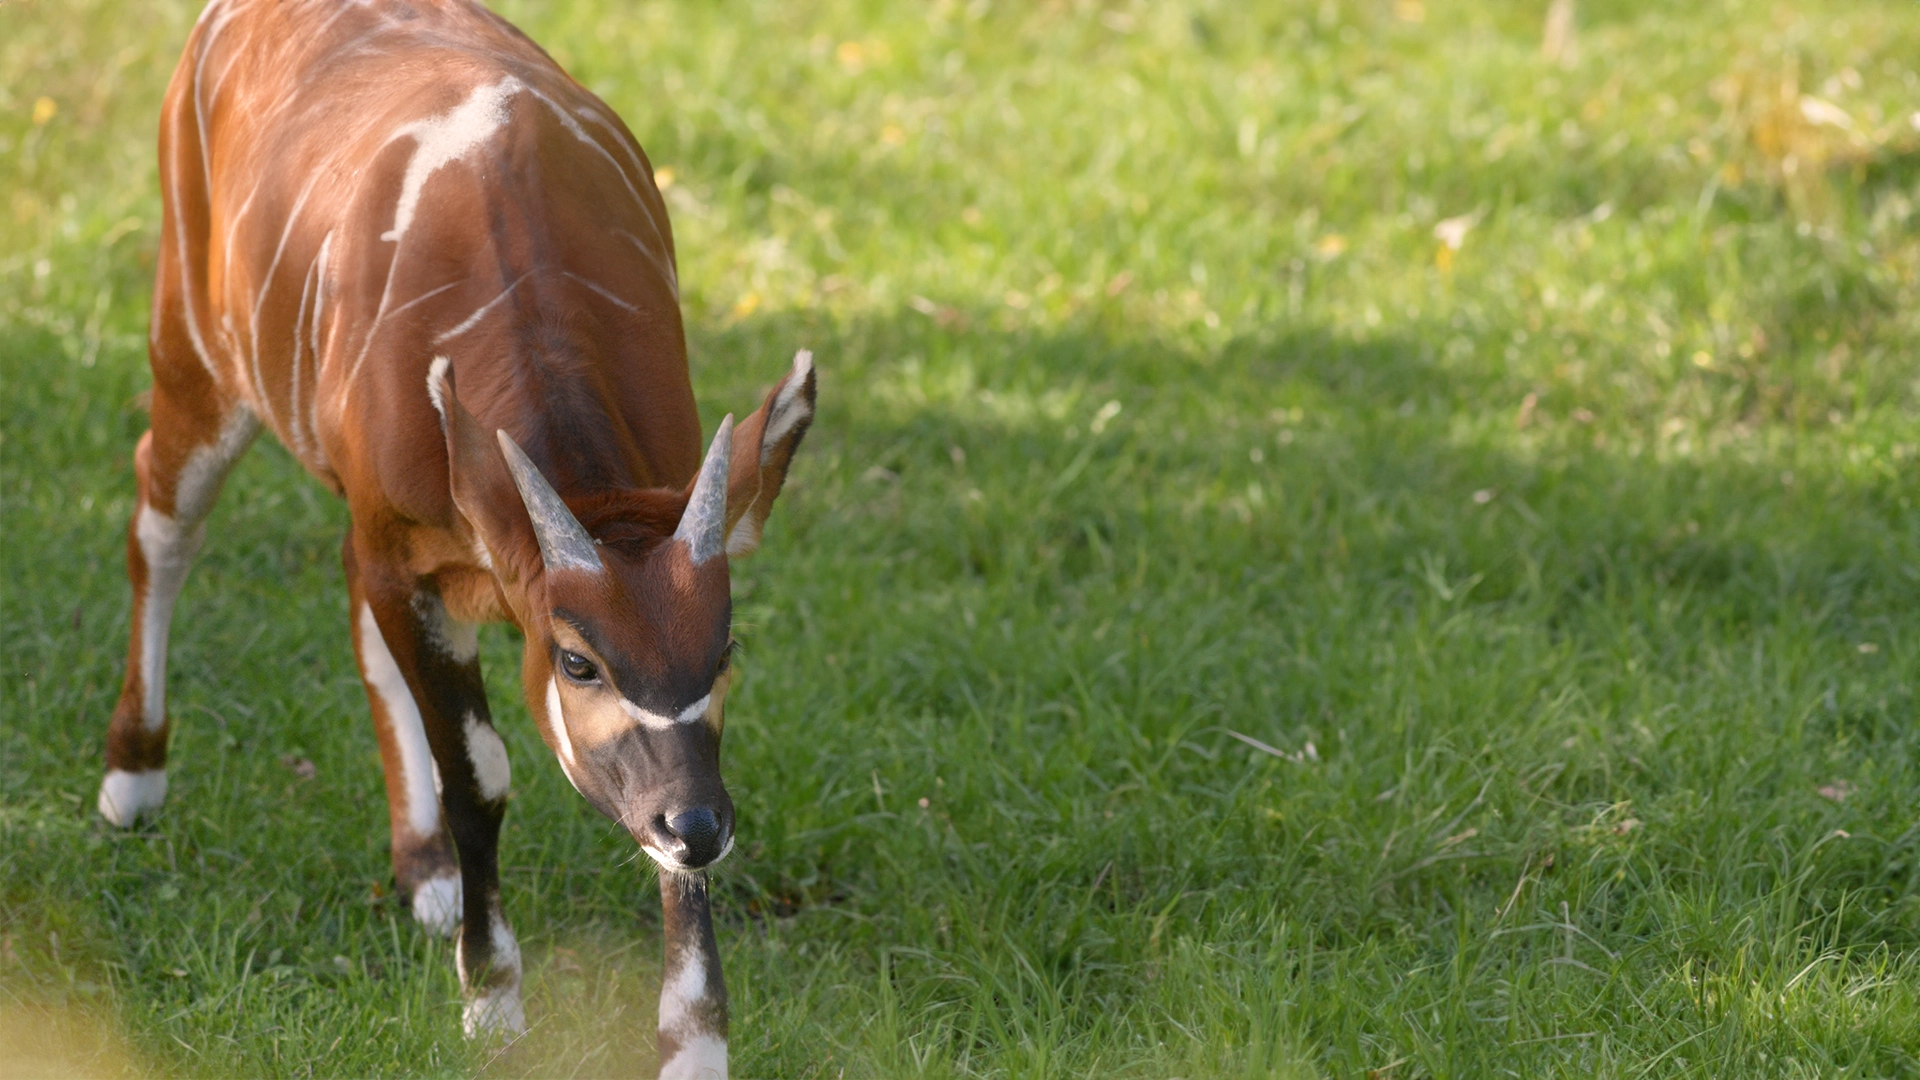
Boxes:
[657,808,726,868]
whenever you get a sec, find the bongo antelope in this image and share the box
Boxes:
[97,2,815,1074]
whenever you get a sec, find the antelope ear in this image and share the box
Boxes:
[428,357,537,586]
[723,349,817,558]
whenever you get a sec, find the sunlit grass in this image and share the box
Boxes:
[4,0,1920,1076]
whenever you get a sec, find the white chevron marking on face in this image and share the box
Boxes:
[616,694,711,731]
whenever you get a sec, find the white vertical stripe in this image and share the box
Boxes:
[247,174,322,430]
[134,507,203,730]
[358,603,440,837]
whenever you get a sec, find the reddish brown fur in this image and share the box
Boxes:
[102,1,815,1063]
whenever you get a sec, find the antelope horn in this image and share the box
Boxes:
[497,430,603,572]
[674,415,733,565]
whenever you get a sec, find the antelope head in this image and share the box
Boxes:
[428,351,816,872]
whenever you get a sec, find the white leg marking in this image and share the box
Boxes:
[131,411,257,732]
[173,409,261,524]
[561,272,639,313]
[464,714,511,802]
[98,769,168,828]
[382,77,524,243]
[413,592,479,663]
[357,602,440,838]
[433,271,533,345]
[135,507,203,731]
[658,946,707,1032]
[458,909,526,1038]
[411,873,462,937]
[658,1035,728,1080]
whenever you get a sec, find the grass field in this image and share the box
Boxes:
[6,0,1920,1075]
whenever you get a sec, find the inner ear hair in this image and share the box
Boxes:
[722,350,817,557]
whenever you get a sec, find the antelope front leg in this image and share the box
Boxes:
[350,553,524,1037]
[100,400,258,826]
[658,873,728,1079]
[344,540,465,935]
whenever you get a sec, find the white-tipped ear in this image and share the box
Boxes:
[761,350,813,461]
[675,416,733,565]
[498,431,603,573]
[721,350,817,558]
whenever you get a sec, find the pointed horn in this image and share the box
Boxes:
[675,415,733,565]
[497,430,603,573]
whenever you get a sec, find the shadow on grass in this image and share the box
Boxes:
[2,305,1917,1075]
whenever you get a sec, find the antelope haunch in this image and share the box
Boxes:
[98,2,815,1073]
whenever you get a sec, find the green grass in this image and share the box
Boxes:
[5,0,1920,1075]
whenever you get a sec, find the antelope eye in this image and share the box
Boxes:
[559,650,599,683]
